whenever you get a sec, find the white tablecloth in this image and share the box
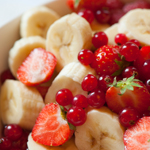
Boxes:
[0,0,54,28]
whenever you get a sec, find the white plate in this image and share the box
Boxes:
[0,0,71,138]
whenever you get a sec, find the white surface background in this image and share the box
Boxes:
[0,0,55,28]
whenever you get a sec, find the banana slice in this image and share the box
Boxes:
[104,23,118,45]
[75,106,125,150]
[118,9,150,46]
[0,80,45,130]
[8,36,46,78]
[46,13,93,72]
[20,6,60,38]
[45,62,96,104]
[27,133,78,150]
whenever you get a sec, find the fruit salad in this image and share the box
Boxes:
[1,0,150,150]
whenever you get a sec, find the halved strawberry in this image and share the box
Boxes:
[106,76,150,115]
[17,48,57,86]
[124,116,150,150]
[32,103,72,146]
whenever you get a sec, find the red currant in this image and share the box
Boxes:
[4,124,23,141]
[56,89,73,106]
[78,49,94,66]
[145,79,150,93]
[141,60,150,81]
[128,39,141,48]
[115,33,128,45]
[67,106,87,126]
[122,66,139,79]
[87,89,106,108]
[78,9,94,24]
[120,42,140,62]
[98,74,113,92]
[92,32,108,48]
[119,107,140,128]
[106,0,123,9]
[72,94,88,108]
[0,137,12,150]
[95,8,110,24]
[81,74,98,92]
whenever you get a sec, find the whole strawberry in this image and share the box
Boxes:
[91,45,130,76]
[106,76,150,115]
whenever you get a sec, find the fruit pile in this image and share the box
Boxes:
[1,1,150,150]
[67,0,150,25]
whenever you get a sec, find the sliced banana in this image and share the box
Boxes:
[104,23,118,45]
[27,133,78,150]
[75,106,125,150]
[118,9,150,46]
[45,62,96,104]
[46,13,93,72]
[8,36,46,78]
[0,80,45,130]
[20,6,60,38]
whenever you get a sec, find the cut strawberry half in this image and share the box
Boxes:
[32,103,72,146]
[124,116,150,150]
[17,48,57,86]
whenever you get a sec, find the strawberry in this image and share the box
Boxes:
[17,48,57,86]
[134,46,150,81]
[91,45,130,76]
[32,103,72,146]
[68,0,107,12]
[106,76,150,115]
[124,116,150,150]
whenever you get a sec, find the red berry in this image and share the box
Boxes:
[81,74,98,92]
[72,94,88,108]
[4,124,23,141]
[92,32,108,48]
[128,39,141,48]
[0,137,12,150]
[0,69,15,84]
[122,66,139,79]
[115,33,128,45]
[10,148,21,150]
[67,106,87,126]
[98,74,113,92]
[78,9,94,24]
[119,107,140,128]
[87,89,106,108]
[145,79,150,93]
[95,8,110,24]
[56,89,73,106]
[141,60,150,81]
[120,42,140,62]
[78,49,94,66]
[106,0,123,9]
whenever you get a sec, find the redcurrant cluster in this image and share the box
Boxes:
[0,124,30,150]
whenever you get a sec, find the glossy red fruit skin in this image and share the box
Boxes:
[106,81,150,115]
[81,74,98,92]
[95,9,110,24]
[122,66,139,79]
[134,46,150,81]
[115,33,128,45]
[128,39,141,48]
[78,9,94,24]
[78,49,94,66]
[120,42,140,62]
[72,94,88,108]
[87,89,106,108]
[106,0,124,10]
[56,89,73,106]
[0,137,12,150]
[119,107,140,128]
[92,32,108,49]
[67,106,87,126]
[145,79,150,93]
[91,45,121,76]
[141,60,150,81]
[4,124,23,141]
